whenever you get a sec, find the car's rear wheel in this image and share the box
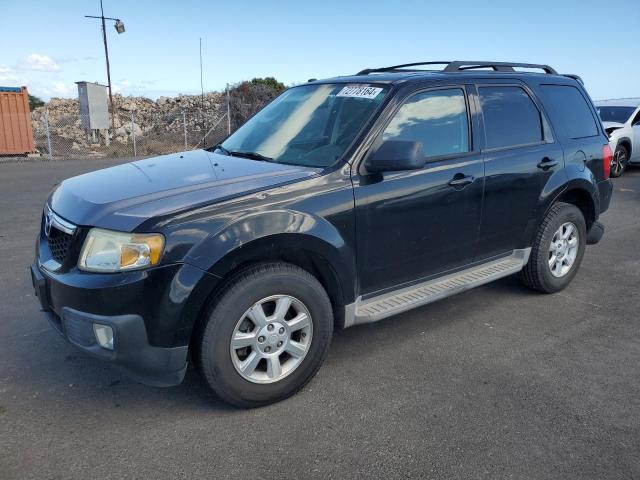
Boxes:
[610,144,629,178]
[520,202,586,293]
[194,262,333,408]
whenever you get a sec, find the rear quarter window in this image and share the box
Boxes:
[540,85,599,139]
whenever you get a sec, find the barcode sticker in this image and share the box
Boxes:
[336,85,383,99]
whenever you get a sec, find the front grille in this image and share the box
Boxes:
[47,226,73,264]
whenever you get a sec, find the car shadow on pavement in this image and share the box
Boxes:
[13,275,534,412]
[330,274,537,362]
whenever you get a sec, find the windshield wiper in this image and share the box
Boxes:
[227,150,274,162]
[209,144,274,162]
[209,144,231,155]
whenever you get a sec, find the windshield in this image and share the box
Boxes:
[220,83,388,167]
[596,106,636,124]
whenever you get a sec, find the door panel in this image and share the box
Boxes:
[633,124,640,161]
[476,143,563,259]
[352,85,483,296]
[353,157,484,295]
[474,82,563,260]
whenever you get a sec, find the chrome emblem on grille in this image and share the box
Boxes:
[44,210,53,237]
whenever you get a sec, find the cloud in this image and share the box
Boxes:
[56,56,100,64]
[0,65,19,83]
[52,81,74,96]
[15,54,60,72]
[0,54,76,99]
[383,94,467,138]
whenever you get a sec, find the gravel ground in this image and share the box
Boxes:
[1,158,639,480]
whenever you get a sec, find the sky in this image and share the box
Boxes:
[0,0,638,101]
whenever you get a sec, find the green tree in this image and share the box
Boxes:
[250,77,285,93]
[28,94,44,111]
[227,78,286,132]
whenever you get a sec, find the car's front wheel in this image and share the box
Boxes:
[194,262,333,408]
[610,144,629,178]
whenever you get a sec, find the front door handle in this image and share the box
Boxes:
[448,175,475,187]
[537,157,559,170]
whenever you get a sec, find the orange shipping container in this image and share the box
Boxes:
[0,86,35,155]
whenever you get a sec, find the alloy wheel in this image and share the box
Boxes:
[230,295,313,384]
[612,147,627,176]
[548,222,579,278]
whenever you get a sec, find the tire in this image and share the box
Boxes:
[610,144,629,178]
[520,202,586,293]
[194,262,333,408]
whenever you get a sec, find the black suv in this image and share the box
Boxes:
[30,61,613,407]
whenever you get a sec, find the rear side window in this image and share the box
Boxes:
[382,88,469,158]
[541,85,598,138]
[479,86,543,149]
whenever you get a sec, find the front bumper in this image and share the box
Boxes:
[30,260,218,387]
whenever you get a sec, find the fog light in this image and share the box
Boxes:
[93,324,114,350]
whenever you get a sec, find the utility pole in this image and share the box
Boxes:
[226,83,231,135]
[85,0,125,132]
[100,1,114,131]
[199,38,205,148]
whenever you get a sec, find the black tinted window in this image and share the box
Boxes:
[383,88,469,157]
[479,86,543,149]
[596,106,636,124]
[541,85,598,138]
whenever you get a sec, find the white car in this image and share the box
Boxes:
[595,98,640,177]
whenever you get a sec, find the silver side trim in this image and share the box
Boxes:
[343,248,531,328]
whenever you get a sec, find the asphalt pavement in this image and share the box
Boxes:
[1,158,639,479]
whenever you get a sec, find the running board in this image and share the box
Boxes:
[344,248,530,328]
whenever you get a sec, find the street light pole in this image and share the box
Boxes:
[85,0,125,132]
[100,1,115,131]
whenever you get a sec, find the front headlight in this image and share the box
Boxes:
[79,228,165,272]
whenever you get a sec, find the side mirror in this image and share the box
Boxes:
[365,140,425,173]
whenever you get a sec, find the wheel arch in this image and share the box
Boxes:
[616,137,632,157]
[184,210,357,340]
[542,179,598,233]
[555,188,596,230]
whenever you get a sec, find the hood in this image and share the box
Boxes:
[50,149,319,231]
[602,121,625,138]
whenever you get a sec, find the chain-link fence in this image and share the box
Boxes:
[26,81,280,160]
[30,105,230,160]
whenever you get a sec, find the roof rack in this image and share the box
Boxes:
[444,61,557,74]
[561,73,584,85]
[357,61,558,76]
[357,61,452,75]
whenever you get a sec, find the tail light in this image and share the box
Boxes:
[602,144,612,180]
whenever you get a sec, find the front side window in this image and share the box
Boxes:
[382,88,469,158]
[221,83,387,167]
[479,86,543,149]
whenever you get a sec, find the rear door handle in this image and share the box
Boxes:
[448,175,475,187]
[537,157,558,170]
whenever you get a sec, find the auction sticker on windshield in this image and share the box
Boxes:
[337,85,384,99]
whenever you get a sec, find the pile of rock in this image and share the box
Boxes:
[32,92,227,144]
[29,81,281,157]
